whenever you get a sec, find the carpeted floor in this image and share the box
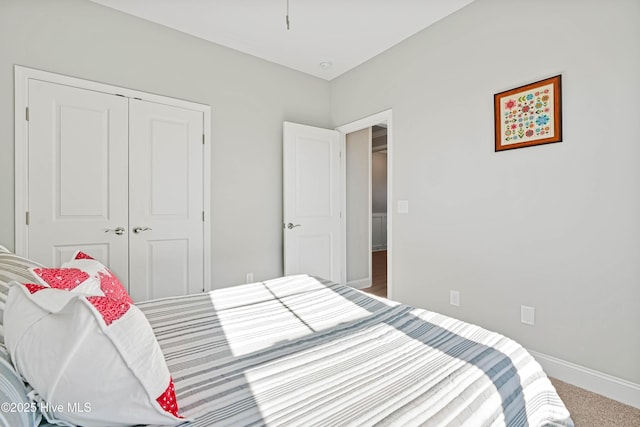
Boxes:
[550,378,640,427]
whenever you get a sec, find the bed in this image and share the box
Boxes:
[0,246,573,426]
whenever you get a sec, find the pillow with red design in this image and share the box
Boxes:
[3,282,186,426]
[29,251,132,303]
[62,251,132,303]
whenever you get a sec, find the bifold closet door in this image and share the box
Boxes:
[27,80,205,301]
[128,99,204,302]
[27,79,130,281]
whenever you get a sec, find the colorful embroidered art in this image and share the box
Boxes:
[494,75,562,151]
[502,84,553,144]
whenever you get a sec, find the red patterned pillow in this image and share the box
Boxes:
[29,267,92,291]
[4,282,185,426]
[30,252,132,304]
[64,251,132,303]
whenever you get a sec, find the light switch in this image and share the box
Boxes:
[397,200,409,214]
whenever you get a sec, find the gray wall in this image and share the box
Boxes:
[0,0,331,287]
[331,0,640,384]
[372,152,387,213]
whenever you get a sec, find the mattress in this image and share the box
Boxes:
[138,275,573,427]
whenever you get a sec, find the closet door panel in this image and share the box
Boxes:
[27,79,129,280]
[128,99,204,301]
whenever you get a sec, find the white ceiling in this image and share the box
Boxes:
[89,0,475,80]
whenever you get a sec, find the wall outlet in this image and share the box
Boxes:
[521,305,535,325]
[450,290,460,306]
[246,273,254,283]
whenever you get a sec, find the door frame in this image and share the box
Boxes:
[14,65,212,290]
[336,109,393,299]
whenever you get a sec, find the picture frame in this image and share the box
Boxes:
[494,75,562,152]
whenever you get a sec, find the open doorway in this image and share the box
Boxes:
[337,110,392,299]
[368,125,388,298]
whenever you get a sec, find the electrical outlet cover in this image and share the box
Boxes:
[521,305,535,325]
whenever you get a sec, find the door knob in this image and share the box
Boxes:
[105,227,125,235]
[286,223,302,229]
[133,226,152,234]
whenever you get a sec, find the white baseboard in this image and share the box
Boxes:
[528,349,640,409]
[347,278,371,289]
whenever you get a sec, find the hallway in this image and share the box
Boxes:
[361,250,386,298]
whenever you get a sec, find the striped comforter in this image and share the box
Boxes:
[138,275,573,427]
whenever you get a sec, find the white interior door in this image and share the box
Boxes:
[27,79,129,280]
[345,128,372,288]
[128,99,204,301]
[283,122,341,283]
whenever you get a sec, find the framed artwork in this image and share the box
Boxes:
[494,75,562,152]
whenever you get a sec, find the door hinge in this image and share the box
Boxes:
[202,211,205,222]
[25,211,29,225]
[25,107,29,121]
[202,134,205,145]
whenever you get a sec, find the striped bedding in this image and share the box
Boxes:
[0,246,43,359]
[139,275,574,427]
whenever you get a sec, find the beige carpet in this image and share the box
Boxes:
[550,378,640,427]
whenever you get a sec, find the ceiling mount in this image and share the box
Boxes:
[285,0,290,30]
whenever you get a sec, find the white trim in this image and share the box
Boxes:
[336,109,393,299]
[15,66,207,111]
[347,278,372,289]
[367,127,372,290]
[372,213,388,251]
[529,349,640,409]
[202,105,212,291]
[14,67,29,257]
[14,65,212,289]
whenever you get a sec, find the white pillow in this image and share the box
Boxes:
[4,282,185,426]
